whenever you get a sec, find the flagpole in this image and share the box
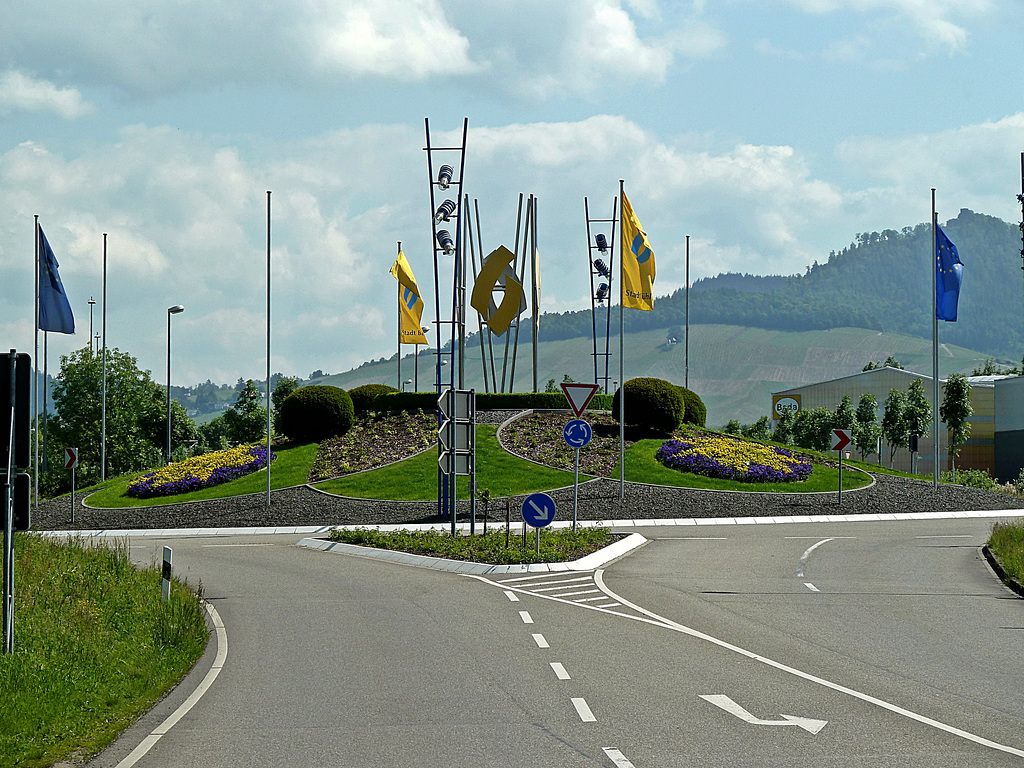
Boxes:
[931,188,939,488]
[33,216,39,508]
[101,233,107,482]
[266,190,272,510]
[397,241,402,389]
[685,234,690,390]
[618,179,625,500]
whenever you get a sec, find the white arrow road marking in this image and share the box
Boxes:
[700,694,828,734]
[797,537,836,577]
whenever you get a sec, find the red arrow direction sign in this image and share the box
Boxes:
[830,429,852,452]
[65,447,79,470]
[560,383,600,417]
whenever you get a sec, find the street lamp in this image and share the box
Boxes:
[402,378,413,392]
[166,305,185,463]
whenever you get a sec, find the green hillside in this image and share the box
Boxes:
[317,324,996,428]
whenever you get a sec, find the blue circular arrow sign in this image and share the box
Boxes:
[563,418,593,448]
[522,492,556,528]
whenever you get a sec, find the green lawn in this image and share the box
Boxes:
[0,535,208,768]
[313,425,577,500]
[988,520,1024,587]
[84,442,319,508]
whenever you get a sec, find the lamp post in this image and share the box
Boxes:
[403,378,413,392]
[166,304,185,463]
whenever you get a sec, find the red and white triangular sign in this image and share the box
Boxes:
[560,383,600,417]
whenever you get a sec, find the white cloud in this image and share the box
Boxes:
[0,71,92,118]
[783,0,993,50]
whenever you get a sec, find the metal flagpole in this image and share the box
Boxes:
[685,234,690,390]
[101,233,107,481]
[531,196,540,393]
[397,242,402,389]
[618,179,625,500]
[33,216,39,507]
[932,188,939,488]
[266,191,272,509]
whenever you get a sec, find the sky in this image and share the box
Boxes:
[2,0,1023,387]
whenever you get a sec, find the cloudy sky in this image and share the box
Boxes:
[2,0,1022,386]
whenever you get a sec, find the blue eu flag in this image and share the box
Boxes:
[935,224,962,322]
[38,226,75,334]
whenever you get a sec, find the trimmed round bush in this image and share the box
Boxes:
[348,383,399,415]
[279,386,355,443]
[611,377,684,432]
[677,386,707,428]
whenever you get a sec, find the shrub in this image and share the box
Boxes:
[940,468,998,490]
[348,383,400,415]
[677,386,707,427]
[742,415,772,442]
[279,386,355,443]
[611,377,684,433]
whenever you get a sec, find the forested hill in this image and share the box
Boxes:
[535,209,1024,360]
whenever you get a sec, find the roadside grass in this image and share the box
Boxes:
[83,442,319,508]
[0,535,208,768]
[313,425,576,500]
[327,525,613,565]
[620,439,873,493]
[987,520,1024,587]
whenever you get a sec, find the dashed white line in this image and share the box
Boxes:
[602,748,637,767]
[916,535,973,539]
[550,662,571,680]
[572,697,596,722]
[503,590,520,602]
[532,633,549,648]
[804,582,820,592]
[519,611,534,624]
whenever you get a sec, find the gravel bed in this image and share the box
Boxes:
[31,472,1022,532]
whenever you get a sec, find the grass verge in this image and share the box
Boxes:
[621,439,873,492]
[327,525,613,565]
[987,520,1024,588]
[314,425,576,500]
[0,535,209,768]
[83,442,319,508]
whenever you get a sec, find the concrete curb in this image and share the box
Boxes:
[296,531,649,574]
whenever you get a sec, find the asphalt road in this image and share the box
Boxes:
[91,516,1024,767]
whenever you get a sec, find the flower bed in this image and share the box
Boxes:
[127,445,275,498]
[656,435,812,483]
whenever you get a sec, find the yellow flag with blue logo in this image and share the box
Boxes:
[620,192,655,311]
[389,250,429,344]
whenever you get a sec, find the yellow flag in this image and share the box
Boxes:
[389,250,429,344]
[620,192,656,311]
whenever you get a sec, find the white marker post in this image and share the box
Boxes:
[64,448,78,525]
[161,546,172,603]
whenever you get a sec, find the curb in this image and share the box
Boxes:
[982,544,1024,598]
[296,531,649,574]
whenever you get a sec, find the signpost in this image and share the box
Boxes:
[438,388,475,535]
[559,383,598,530]
[2,350,31,655]
[65,448,78,524]
[522,492,556,554]
[831,428,852,504]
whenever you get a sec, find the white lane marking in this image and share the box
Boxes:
[602,747,637,767]
[519,611,534,624]
[532,633,549,648]
[804,582,820,593]
[550,662,571,680]
[591,570,1024,758]
[916,535,973,539]
[572,697,597,722]
[596,602,621,608]
[785,536,856,540]
[503,590,520,602]
[115,601,227,768]
[533,579,594,591]
[700,694,827,734]
[200,542,275,547]
[797,537,836,578]
[577,596,611,603]
[552,588,601,598]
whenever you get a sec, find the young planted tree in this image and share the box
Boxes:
[940,373,973,478]
[741,415,772,441]
[833,394,856,432]
[904,378,932,472]
[222,379,268,443]
[772,410,794,445]
[853,393,882,461]
[792,406,833,451]
[881,388,909,468]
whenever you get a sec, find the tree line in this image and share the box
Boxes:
[725,374,973,471]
